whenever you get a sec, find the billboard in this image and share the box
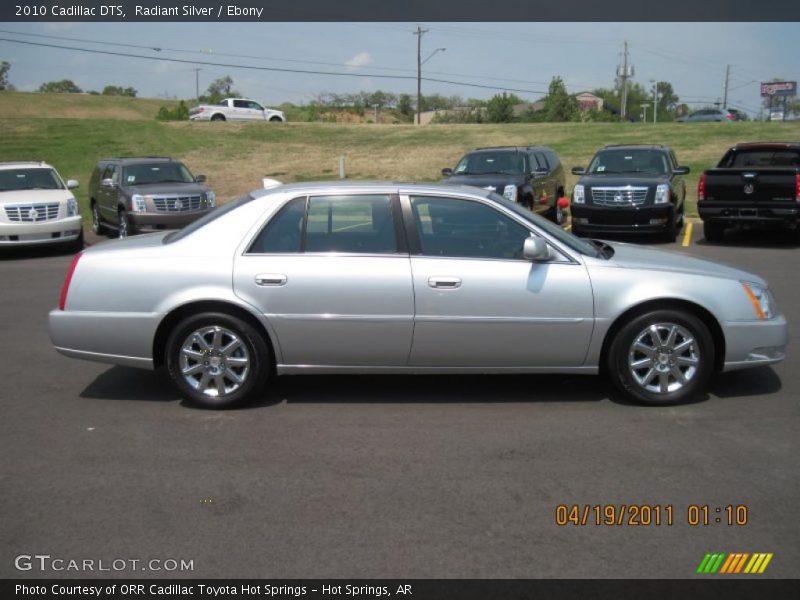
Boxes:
[760,81,797,97]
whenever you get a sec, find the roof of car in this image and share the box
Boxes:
[98,157,177,165]
[250,180,496,199]
[600,144,670,151]
[471,146,554,153]
[0,160,54,170]
[731,142,800,150]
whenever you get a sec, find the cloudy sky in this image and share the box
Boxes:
[1,22,798,116]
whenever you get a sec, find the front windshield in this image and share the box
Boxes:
[122,162,195,185]
[455,152,525,176]
[0,168,63,192]
[489,192,600,258]
[588,149,668,175]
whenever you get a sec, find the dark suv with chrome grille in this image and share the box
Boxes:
[570,144,689,242]
[89,157,216,238]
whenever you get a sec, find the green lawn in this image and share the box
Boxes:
[1,92,798,221]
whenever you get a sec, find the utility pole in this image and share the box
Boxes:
[722,64,730,109]
[414,26,428,125]
[618,41,631,121]
[193,68,202,103]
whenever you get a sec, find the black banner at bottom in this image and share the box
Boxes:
[3,579,799,600]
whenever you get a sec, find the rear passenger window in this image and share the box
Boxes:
[305,195,397,254]
[248,197,306,253]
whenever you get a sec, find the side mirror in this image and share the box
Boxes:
[673,166,690,175]
[101,178,115,187]
[523,237,551,262]
[195,174,207,183]
[66,179,79,189]
[441,167,453,177]
[571,166,586,175]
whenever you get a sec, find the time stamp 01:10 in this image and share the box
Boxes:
[555,504,749,527]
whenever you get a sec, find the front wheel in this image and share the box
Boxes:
[607,309,715,405]
[165,312,271,409]
[661,213,678,243]
[118,209,135,239]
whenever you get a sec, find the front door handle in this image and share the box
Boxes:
[428,276,462,289]
[255,273,287,286]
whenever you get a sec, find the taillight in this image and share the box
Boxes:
[796,173,800,202]
[59,252,82,310]
[698,173,707,201]
[726,113,734,120]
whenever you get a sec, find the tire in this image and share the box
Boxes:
[546,203,565,225]
[118,209,136,239]
[704,221,724,243]
[607,309,715,405]
[166,312,271,409]
[210,114,226,122]
[91,202,107,235]
[68,229,84,253]
[661,211,678,243]
[269,116,283,122]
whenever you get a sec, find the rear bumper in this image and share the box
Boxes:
[571,204,674,233]
[48,309,160,369]
[698,204,800,227]
[0,216,83,246]
[130,210,212,231]
[722,314,788,372]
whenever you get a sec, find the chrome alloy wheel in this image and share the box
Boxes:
[118,215,128,238]
[627,322,699,394]
[179,326,251,397]
[92,205,101,234]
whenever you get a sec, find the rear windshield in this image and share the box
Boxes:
[163,193,255,244]
[719,149,800,168]
[0,168,63,191]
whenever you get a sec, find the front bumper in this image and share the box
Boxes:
[571,204,674,233]
[722,314,788,371]
[0,216,83,246]
[129,210,212,231]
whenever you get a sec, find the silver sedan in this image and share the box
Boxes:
[49,182,787,408]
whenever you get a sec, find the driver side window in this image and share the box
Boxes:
[410,196,531,260]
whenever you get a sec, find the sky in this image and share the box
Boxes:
[1,22,799,117]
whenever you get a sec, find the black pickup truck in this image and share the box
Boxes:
[698,142,800,242]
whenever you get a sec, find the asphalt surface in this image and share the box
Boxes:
[1,222,798,579]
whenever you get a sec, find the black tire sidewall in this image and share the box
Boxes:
[166,312,271,409]
[608,309,715,405]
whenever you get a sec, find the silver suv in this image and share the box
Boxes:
[89,157,216,238]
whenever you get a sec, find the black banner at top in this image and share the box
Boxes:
[2,0,800,22]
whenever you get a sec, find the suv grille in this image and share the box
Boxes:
[5,203,60,222]
[152,195,203,213]
[591,187,648,206]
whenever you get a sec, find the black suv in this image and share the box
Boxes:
[89,157,216,238]
[570,145,689,242]
[441,146,567,223]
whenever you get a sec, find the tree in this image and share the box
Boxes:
[38,79,82,93]
[485,92,515,123]
[397,94,413,119]
[0,61,10,91]
[205,76,240,103]
[543,77,579,122]
[102,85,137,97]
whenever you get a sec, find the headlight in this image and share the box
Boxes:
[655,184,671,204]
[206,191,216,207]
[741,281,775,320]
[573,184,585,204]
[66,197,79,217]
[131,194,147,213]
[503,185,518,202]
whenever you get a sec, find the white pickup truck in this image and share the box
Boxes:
[189,98,286,122]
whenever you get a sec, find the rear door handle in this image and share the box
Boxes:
[255,273,287,286]
[428,276,462,289]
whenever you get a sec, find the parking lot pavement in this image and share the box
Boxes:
[0,230,798,580]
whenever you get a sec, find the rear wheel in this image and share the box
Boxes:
[704,221,724,242]
[607,309,714,405]
[166,312,271,409]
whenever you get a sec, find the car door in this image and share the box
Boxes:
[97,164,119,225]
[247,101,267,120]
[234,193,414,367]
[404,194,594,368]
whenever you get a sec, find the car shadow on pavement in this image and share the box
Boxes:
[695,228,799,249]
[0,244,79,261]
[709,366,782,399]
[80,366,179,402]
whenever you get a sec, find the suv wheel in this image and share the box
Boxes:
[661,214,678,243]
[91,202,107,235]
[166,312,271,409]
[118,209,135,238]
[607,309,714,405]
[704,221,724,243]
